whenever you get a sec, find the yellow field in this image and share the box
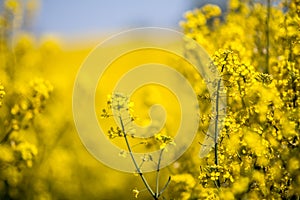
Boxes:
[1,0,300,199]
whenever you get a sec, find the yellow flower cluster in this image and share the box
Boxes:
[154,132,175,150]
[171,0,300,199]
[107,126,123,139]
[9,133,38,168]
[102,93,176,152]
[9,78,53,130]
[0,77,53,198]
[101,93,135,139]
[0,1,54,198]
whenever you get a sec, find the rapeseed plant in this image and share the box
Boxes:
[1,0,299,199]
[169,0,300,199]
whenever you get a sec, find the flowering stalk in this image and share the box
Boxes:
[212,54,226,188]
[118,115,156,199]
[105,93,172,199]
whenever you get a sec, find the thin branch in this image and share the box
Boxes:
[213,61,226,187]
[118,115,157,199]
[214,79,221,165]
[155,149,164,198]
[0,127,13,144]
[159,176,171,196]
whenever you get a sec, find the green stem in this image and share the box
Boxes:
[0,127,13,144]
[155,149,164,198]
[159,176,171,196]
[213,78,221,188]
[118,115,157,199]
[213,60,225,188]
[214,80,220,166]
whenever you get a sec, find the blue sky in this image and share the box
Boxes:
[35,0,188,37]
[34,0,226,40]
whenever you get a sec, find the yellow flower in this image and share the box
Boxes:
[154,133,175,149]
[229,0,240,10]
[210,171,220,180]
[201,4,222,18]
[132,188,139,198]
